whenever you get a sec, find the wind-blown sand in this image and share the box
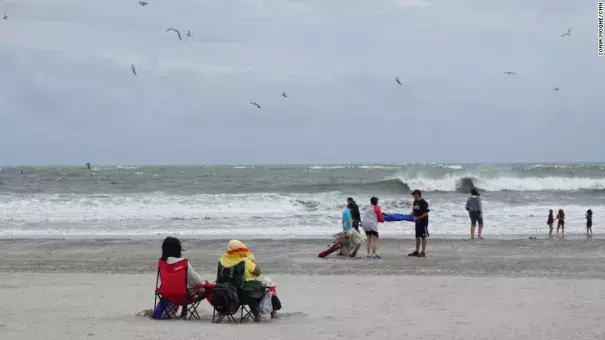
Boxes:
[1,238,605,339]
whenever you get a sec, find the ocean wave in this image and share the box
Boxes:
[309,165,397,170]
[0,192,415,226]
[395,175,605,192]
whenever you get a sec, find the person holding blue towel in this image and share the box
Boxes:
[408,190,429,258]
[361,196,385,259]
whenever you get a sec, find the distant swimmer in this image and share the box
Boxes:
[556,209,565,236]
[250,101,261,109]
[86,162,91,170]
[553,87,560,91]
[186,30,192,37]
[504,72,516,75]
[131,64,137,76]
[395,77,402,85]
[547,209,554,236]
[281,92,288,98]
[586,209,593,236]
[3,15,7,20]
[166,28,182,40]
[139,1,149,6]
[20,169,24,175]
[560,28,572,37]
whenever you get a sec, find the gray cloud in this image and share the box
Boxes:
[0,0,602,165]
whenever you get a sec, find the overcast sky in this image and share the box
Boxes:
[0,0,602,165]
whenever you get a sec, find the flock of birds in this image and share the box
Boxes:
[2,4,574,110]
[502,27,571,93]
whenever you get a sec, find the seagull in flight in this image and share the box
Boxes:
[553,87,560,92]
[166,28,182,40]
[504,71,516,75]
[131,64,137,76]
[281,92,288,98]
[250,101,261,109]
[186,30,192,37]
[395,77,402,85]
[139,1,149,6]
[560,28,572,37]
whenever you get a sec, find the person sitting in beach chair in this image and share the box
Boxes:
[212,240,280,323]
[154,237,211,320]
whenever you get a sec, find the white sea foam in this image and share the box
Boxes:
[396,174,605,192]
[0,192,602,237]
[309,165,397,170]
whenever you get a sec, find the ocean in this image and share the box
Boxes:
[0,164,603,238]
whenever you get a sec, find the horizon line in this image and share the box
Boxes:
[2,161,605,167]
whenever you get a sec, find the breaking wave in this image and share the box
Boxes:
[282,175,605,194]
[393,175,605,192]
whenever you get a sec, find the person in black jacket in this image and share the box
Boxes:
[347,197,361,232]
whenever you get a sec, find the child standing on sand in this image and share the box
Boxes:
[556,209,565,236]
[547,210,554,236]
[586,209,593,236]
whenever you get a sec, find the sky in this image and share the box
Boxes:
[0,0,603,165]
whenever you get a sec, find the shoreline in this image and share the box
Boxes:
[0,233,599,241]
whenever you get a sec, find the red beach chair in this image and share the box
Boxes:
[154,259,203,320]
[318,232,344,258]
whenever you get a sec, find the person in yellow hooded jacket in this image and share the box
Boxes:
[218,240,281,319]
[219,240,262,282]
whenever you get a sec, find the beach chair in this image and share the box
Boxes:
[211,261,261,323]
[154,259,202,320]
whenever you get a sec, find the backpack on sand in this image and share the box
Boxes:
[211,281,239,315]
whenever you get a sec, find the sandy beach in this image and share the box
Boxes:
[1,237,605,339]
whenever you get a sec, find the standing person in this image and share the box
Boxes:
[347,197,362,232]
[547,210,554,236]
[465,189,483,240]
[361,196,385,259]
[338,198,361,256]
[408,190,429,258]
[556,209,565,236]
[340,201,361,257]
[586,209,593,236]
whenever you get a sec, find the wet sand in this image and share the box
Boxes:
[1,237,605,339]
[1,237,605,278]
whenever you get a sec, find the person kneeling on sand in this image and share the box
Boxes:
[340,201,362,257]
[161,236,207,318]
[218,240,281,319]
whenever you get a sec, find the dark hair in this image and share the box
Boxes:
[558,209,565,218]
[549,209,553,213]
[161,236,182,260]
[370,197,378,205]
[347,197,354,202]
[470,189,479,196]
[587,209,593,215]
